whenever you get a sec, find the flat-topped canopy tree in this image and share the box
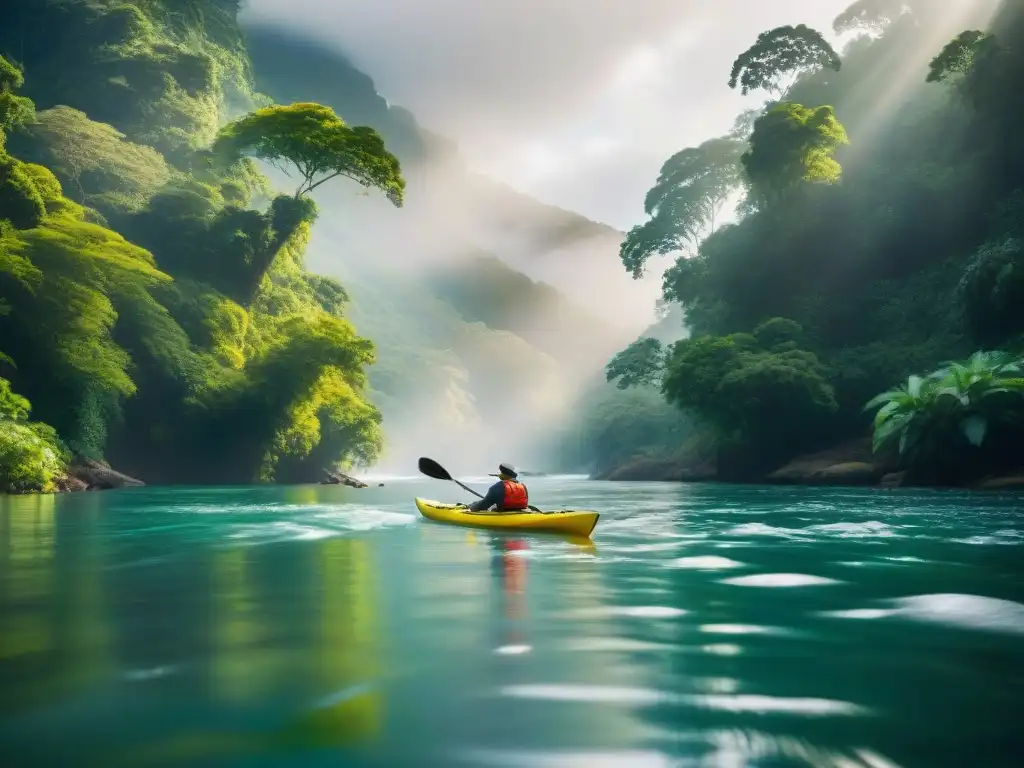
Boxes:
[214,102,406,206]
[619,137,746,279]
[729,25,842,97]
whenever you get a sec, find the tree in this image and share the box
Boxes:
[605,337,666,389]
[214,102,406,204]
[728,25,841,97]
[728,108,763,140]
[13,106,170,214]
[741,102,849,202]
[659,325,837,473]
[926,30,992,83]
[619,138,746,278]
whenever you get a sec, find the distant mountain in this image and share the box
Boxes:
[240,23,656,325]
[240,23,649,470]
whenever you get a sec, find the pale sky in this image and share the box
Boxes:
[244,0,852,229]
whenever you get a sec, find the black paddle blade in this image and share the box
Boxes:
[418,457,452,481]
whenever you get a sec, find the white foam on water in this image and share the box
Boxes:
[952,529,1023,546]
[560,637,685,653]
[687,693,868,716]
[805,521,900,538]
[500,684,668,705]
[699,624,788,636]
[821,608,900,620]
[499,685,869,717]
[723,523,808,539]
[720,573,843,587]
[821,594,1024,635]
[892,594,1024,634]
[494,644,532,655]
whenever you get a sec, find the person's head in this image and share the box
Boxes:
[490,462,519,481]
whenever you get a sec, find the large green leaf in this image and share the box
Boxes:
[873,399,902,427]
[864,388,904,412]
[872,411,911,452]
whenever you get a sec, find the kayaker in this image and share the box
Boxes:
[468,463,529,512]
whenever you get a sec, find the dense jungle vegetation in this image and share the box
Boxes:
[0,0,406,491]
[604,0,1024,485]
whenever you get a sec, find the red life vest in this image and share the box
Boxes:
[500,480,529,511]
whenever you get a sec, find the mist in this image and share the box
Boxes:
[243,0,853,230]
[237,0,883,477]
[270,162,634,476]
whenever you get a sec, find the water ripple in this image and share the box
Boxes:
[500,685,869,716]
[822,594,1024,635]
[720,573,843,587]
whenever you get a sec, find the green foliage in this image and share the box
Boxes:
[0,55,23,92]
[0,418,68,493]
[20,163,63,207]
[605,338,666,389]
[620,138,746,278]
[604,0,1024,483]
[576,383,694,476]
[741,102,849,203]
[659,323,837,472]
[214,102,406,204]
[0,377,30,421]
[866,351,1024,482]
[0,2,397,488]
[956,236,1024,347]
[0,155,46,229]
[752,316,805,349]
[926,31,992,83]
[0,55,34,135]
[0,376,68,493]
[12,106,171,215]
[0,1,260,166]
[729,25,841,96]
[122,179,318,305]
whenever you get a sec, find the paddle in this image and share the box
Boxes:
[418,457,484,499]
[417,457,543,512]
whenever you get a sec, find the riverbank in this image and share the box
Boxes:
[40,463,375,495]
[593,437,1024,491]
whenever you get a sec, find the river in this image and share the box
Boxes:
[0,478,1022,766]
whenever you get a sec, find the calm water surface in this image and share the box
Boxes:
[1,478,1023,767]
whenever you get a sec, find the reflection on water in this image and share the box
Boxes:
[209,547,263,701]
[303,537,382,746]
[0,480,1021,767]
[490,536,530,655]
[0,495,55,665]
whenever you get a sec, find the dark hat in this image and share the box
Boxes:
[489,462,519,479]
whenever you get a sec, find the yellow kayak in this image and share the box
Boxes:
[414,498,600,538]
